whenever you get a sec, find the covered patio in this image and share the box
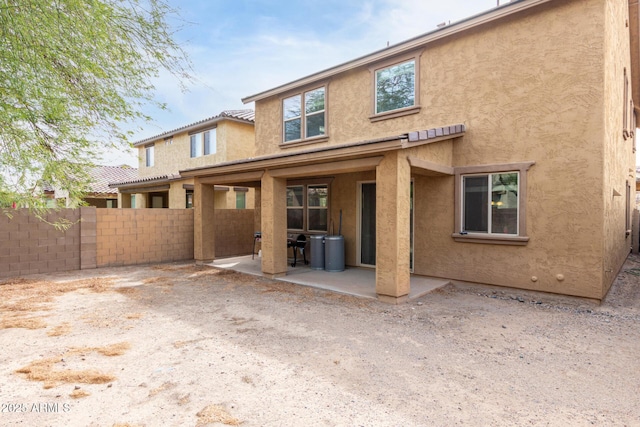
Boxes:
[211,255,450,300]
[182,125,465,303]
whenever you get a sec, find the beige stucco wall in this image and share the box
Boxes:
[225,120,256,161]
[410,0,610,298]
[601,0,637,298]
[168,179,191,209]
[137,120,255,178]
[134,119,256,210]
[252,0,634,299]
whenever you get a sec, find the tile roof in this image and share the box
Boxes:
[88,165,138,195]
[133,109,255,147]
[108,173,182,188]
[407,125,466,142]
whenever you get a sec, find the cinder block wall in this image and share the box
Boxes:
[0,209,83,278]
[96,209,194,267]
[1,207,256,278]
[215,209,255,257]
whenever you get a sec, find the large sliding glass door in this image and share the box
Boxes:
[359,182,376,266]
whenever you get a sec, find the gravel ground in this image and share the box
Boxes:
[1,254,640,427]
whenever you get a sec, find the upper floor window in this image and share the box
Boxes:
[190,134,199,158]
[190,129,216,158]
[145,144,154,167]
[283,87,325,143]
[375,59,415,114]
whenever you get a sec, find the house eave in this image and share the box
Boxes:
[241,0,553,104]
[109,174,182,190]
[179,124,466,181]
[179,135,407,180]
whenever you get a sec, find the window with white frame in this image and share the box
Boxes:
[190,129,216,158]
[204,129,216,155]
[190,134,201,158]
[286,183,329,232]
[145,144,154,167]
[462,172,519,235]
[454,162,533,244]
[283,86,326,143]
[375,59,416,114]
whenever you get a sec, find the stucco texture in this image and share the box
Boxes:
[248,0,639,300]
[138,120,255,178]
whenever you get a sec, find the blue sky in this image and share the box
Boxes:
[102,0,509,166]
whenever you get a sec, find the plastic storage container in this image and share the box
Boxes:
[324,235,345,272]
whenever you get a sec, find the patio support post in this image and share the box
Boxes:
[261,171,287,278]
[194,177,216,264]
[375,151,411,303]
[118,193,132,209]
[254,187,262,234]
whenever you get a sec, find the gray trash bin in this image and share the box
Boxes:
[310,235,325,270]
[324,235,345,272]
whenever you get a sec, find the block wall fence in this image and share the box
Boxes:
[0,208,255,279]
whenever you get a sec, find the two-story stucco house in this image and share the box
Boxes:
[183,0,638,303]
[111,110,255,210]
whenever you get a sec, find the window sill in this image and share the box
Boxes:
[451,233,529,246]
[369,105,421,123]
[280,135,329,149]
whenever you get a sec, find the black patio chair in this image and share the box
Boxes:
[288,234,308,267]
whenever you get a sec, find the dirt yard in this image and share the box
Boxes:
[1,254,640,427]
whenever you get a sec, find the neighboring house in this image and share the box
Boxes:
[46,165,138,208]
[183,0,636,303]
[110,110,255,209]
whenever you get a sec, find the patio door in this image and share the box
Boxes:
[357,181,414,270]
[358,182,376,266]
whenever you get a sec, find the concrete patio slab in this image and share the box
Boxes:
[211,255,449,300]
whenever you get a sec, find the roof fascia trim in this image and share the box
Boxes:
[241,0,552,104]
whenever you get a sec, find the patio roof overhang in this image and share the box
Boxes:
[179,124,465,185]
[118,184,171,194]
[111,173,182,193]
